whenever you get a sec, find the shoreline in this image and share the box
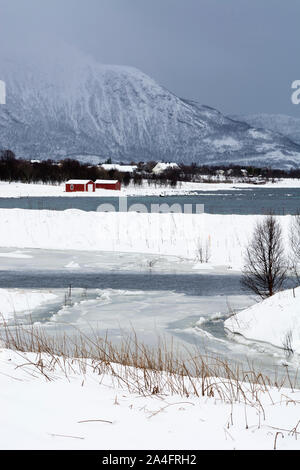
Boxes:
[0,178,300,198]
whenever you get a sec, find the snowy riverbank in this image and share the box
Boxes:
[0,209,293,269]
[0,347,299,450]
[225,286,300,355]
[1,178,300,198]
[0,288,56,321]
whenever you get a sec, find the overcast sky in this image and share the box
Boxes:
[1,0,300,116]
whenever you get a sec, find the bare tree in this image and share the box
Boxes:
[241,215,286,298]
[289,213,300,283]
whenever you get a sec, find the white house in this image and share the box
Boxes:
[100,164,137,173]
[152,162,180,175]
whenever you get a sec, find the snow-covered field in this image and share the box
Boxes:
[1,178,300,198]
[225,287,300,355]
[0,348,299,450]
[0,209,293,270]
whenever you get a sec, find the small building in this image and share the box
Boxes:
[152,162,180,175]
[65,180,95,192]
[95,179,121,190]
[100,164,137,174]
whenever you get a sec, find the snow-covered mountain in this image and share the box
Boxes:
[1,46,300,168]
[231,113,300,146]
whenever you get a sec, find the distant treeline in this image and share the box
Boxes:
[0,150,138,186]
[1,149,300,186]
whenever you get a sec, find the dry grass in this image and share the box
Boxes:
[0,321,299,407]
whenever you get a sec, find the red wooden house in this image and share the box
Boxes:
[65,180,95,193]
[95,179,121,190]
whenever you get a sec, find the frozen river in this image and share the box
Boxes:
[1,187,300,214]
[0,248,298,383]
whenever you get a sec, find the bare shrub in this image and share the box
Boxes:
[147,258,159,269]
[195,237,211,263]
[282,330,294,358]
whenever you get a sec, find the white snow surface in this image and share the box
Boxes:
[225,287,300,354]
[0,347,299,450]
[0,209,294,270]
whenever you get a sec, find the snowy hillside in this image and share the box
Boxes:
[1,46,300,167]
[225,286,300,355]
[232,113,300,146]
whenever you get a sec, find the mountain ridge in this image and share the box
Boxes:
[1,46,300,168]
[230,113,300,147]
